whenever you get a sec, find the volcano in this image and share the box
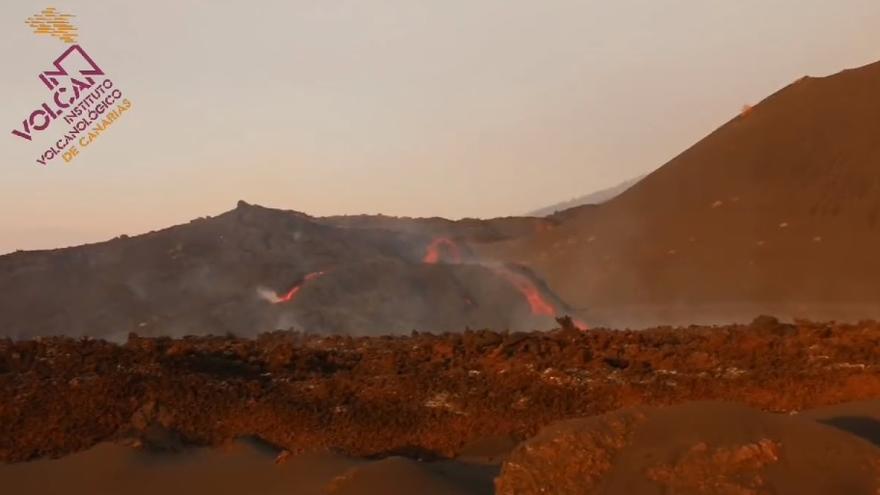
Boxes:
[5,59,880,337]
[476,59,880,327]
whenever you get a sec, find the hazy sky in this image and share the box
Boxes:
[2,1,880,254]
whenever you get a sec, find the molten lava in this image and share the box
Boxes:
[275,271,326,304]
[492,267,556,317]
[420,237,586,329]
[423,237,462,264]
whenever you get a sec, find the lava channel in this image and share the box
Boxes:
[421,238,586,329]
[423,237,462,264]
[275,271,326,304]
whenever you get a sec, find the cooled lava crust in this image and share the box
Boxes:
[2,316,880,463]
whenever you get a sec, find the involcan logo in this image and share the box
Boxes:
[11,7,133,165]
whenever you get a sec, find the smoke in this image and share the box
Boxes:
[256,286,282,304]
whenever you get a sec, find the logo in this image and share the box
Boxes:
[11,7,133,166]
[26,7,78,44]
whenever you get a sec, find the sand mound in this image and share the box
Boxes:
[324,456,495,495]
[6,403,880,495]
[496,402,880,494]
[0,442,494,495]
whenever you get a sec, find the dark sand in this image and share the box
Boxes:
[0,439,497,495]
[497,402,880,494]
[6,402,880,494]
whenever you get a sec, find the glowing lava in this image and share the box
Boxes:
[275,271,326,304]
[492,267,556,316]
[421,237,587,329]
[423,237,462,264]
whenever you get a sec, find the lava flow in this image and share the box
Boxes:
[423,237,462,264]
[421,238,587,329]
[492,267,557,316]
[275,271,326,304]
[495,268,587,328]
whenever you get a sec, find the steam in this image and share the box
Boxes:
[256,287,282,304]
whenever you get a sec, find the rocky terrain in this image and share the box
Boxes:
[3,316,880,465]
[4,54,880,494]
[0,201,571,340]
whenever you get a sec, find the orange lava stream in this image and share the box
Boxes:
[421,237,587,329]
[423,237,462,264]
[275,271,326,304]
[492,268,556,316]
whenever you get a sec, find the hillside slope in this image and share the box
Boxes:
[479,60,880,326]
[0,202,573,339]
[526,175,644,217]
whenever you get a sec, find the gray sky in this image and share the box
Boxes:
[2,0,880,253]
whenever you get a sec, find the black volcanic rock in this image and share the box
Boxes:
[0,204,573,339]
